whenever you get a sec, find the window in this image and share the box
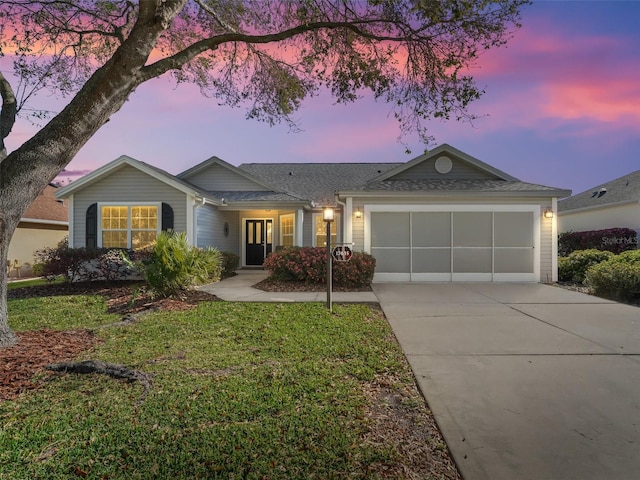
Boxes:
[100,204,159,249]
[280,214,294,247]
[313,213,340,247]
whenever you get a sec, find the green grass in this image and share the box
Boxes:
[7,278,62,290]
[2,297,410,479]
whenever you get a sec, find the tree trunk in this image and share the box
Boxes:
[0,3,179,347]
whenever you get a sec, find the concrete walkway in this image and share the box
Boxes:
[198,270,378,303]
[374,282,640,480]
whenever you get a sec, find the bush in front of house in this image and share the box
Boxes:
[558,228,638,256]
[34,237,138,282]
[558,249,615,283]
[139,231,222,297]
[220,251,240,278]
[263,247,376,288]
[584,250,640,301]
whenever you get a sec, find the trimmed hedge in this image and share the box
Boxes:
[558,228,638,256]
[558,249,615,283]
[584,250,640,301]
[263,247,376,288]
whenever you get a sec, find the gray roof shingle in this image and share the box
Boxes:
[353,178,568,193]
[239,163,400,206]
[559,170,640,212]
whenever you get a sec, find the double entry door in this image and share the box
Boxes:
[245,219,273,266]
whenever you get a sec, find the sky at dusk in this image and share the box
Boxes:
[5,0,640,197]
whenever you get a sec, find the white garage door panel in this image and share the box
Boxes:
[369,208,537,282]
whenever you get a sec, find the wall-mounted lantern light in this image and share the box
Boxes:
[354,208,362,219]
[543,206,554,219]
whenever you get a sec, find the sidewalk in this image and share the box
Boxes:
[198,270,378,303]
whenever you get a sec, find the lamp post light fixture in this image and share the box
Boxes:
[323,207,334,312]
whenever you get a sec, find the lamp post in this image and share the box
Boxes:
[323,207,334,312]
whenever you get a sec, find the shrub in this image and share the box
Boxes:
[263,247,376,288]
[585,259,640,301]
[558,228,638,256]
[34,237,138,282]
[558,249,615,283]
[220,251,240,278]
[139,231,222,297]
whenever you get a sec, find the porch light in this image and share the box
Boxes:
[323,207,334,313]
[354,208,362,219]
[323,207,335,222]
[544,206,554,219]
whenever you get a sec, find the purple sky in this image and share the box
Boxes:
[5,1,640,197]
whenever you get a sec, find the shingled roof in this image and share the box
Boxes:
[22,184,68,224]
[239,162,400,206]
[559,170,640,212]
[351,178,568,195]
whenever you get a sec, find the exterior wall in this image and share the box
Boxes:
[559,203,640,234]
[349,196,556,282]
[8,224,68,278]
[392,157,495,181]
[72,165,188,247]
[196,205,240,254]
[182,164,270,191]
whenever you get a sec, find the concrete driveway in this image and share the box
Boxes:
[373,283,640,480]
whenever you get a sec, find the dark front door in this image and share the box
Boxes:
[245,219,272,266]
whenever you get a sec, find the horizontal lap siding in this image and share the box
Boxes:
[73,165,187,248]
[182,164,269,191]
[196,205,240,255]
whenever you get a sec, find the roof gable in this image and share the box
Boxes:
[374,144,519,182]
[178,156,275,192]
[559,169,640,213]
[55,155,212,200]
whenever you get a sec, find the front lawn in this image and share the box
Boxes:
[1,288,460,479]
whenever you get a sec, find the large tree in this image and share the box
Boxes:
[0,0,529,346]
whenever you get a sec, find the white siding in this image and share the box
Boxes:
[182,164,270,191]
[391,157,496,181]
[196,205,240,254]
[72,165,188,247]
[559,203,640,234]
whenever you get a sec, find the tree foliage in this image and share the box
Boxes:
[0,0,529,346]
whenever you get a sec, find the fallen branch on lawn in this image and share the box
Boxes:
[46,359,152,404]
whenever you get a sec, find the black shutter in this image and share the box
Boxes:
[86,203,97,250]
[161,203,174,231]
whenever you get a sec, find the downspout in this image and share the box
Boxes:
[335,195,352,245]
[193,196,206,248]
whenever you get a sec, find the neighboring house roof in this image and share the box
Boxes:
[22,184,68,225]
[239,162,400,206]
[55,155,217,203]
[559,169,640,213]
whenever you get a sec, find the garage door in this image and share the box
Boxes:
[369,207,538,282]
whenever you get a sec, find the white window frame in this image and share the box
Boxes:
[97,202,161,249]
[312,212,341,247]
[279,213,295,248]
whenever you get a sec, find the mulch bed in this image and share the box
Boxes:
[254,277,372,292]
[2,282,218,402]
